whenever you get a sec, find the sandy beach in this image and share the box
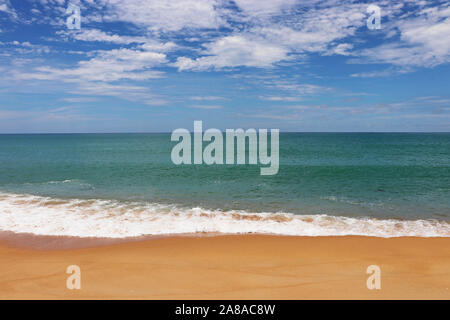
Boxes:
[0,234,449,299]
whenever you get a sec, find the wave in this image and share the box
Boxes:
[22,179,94,189]
[0,192,449,238]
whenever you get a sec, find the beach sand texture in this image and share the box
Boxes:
[0,235,449,299]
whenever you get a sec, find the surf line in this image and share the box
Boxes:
[171,120,279,175]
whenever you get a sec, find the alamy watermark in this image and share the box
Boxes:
[171,121,279,175]
[366,265,381,290]
[66,264,81,290]
[66,3,81,30]
[367,4,381,30]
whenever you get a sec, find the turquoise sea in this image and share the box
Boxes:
[0,133,449,238]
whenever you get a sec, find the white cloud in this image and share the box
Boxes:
[41,1,450,73]
[174,35,289,70]
[270,82,331,95]
[6,0,450,90]
[174,2,367,70]
[350,67,410,78]
[325,43,354,56]
[259,96,301,102]
[11,46,169,105]
[0,0,17,18]
[10,41,51,54]
[71,82,168,106]
[103,0,224,31]
[67,29,146,44]
[358,2,450,67]
[233,0,298,17]
[170,1,448,72]
[16,48,166,82]
[190,96,224,101]
[59,29,178,52]
[256,3,366,52]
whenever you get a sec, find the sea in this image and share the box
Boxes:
[0,133,449,238]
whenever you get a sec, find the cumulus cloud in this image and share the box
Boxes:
[5,0,450,109]
[325,43,354,56]
[16,48,166,82]
[233,0,298,17]
[0,0,17,18]
[174,35,289,70]
[169,1,448,72]
[173,1,367,70]
[259,3,366,50]
[358,2,450,67]
[12,46,169,105]
[269,82,331,95]
[103,0,225,31]
[34,0,450,73]
[61,28,178,52]
[66,29,147,44]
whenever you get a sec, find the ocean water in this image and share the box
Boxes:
[0,133,449,238]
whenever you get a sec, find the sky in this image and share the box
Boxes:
[0,0,449,133]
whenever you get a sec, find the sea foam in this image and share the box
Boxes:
[0,192,449,238]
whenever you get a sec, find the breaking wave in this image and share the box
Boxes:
[0,192,449,238]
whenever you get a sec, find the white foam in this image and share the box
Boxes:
[0,192,449,238]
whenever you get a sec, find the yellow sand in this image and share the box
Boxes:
[0,235,449,299]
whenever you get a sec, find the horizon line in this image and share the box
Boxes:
[0,131,449,135]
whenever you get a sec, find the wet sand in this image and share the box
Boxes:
[0,235,449,299]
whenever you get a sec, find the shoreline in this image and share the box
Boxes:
[1,192,449,239]
[1,229,449,250]
[0,234,449,299]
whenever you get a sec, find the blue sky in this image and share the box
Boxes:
[0,0,449,133]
